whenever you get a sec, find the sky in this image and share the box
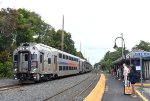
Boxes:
[1,0,150,65]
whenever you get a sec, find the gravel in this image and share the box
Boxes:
[0,72,99,101]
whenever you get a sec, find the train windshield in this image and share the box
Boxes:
[14,54,18,61]
[31,54,37,60]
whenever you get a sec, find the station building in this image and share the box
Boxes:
[113,50,150,80]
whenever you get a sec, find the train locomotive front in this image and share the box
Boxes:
[13,43,48,82]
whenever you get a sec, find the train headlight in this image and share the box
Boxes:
[13,74,17,80]
[14,68,17,72]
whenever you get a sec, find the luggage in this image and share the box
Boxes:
[124,80,132,95]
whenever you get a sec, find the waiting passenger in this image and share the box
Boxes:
[128,66,137,97]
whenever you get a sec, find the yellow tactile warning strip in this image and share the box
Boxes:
[135,83,149,101]
[136,90,148,101]
[135,83,150,87]
[84,74,105,101]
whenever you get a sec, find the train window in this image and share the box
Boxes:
[31,54,37,60]
[25,54,28,61]
[63,66,66,70]
[59,53,62,58]
[66,56,68,59]
[66,66,68,70]
[40,55,42,63]
[74,58,76,61]
[14,55,18,61]
[63,54,65,59]
[48,58,51,64]
[59,66,62,70]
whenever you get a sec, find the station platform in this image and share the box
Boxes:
[84,73,150,101]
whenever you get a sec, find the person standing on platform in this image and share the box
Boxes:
[128,66,137,97]
[118,68,121,80]
[123,63,129,86]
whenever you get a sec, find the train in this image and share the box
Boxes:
[13,43,92,83]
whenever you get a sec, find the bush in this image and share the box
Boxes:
[0,61,13,78]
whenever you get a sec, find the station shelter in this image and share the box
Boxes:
[113,50,150,81]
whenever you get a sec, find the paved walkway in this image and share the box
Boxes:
[102,74,141,101]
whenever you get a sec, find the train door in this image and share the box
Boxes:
[54,56,57,71]
[40,52,44,71]
[18,51,31,73]
[79,61,80,71]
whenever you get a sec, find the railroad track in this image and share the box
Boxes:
[43,73,100,101]
[0,84,21,91]
[72,74,99,101]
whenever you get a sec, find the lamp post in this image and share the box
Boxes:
[113,36,128,95]
[113,37,127,64]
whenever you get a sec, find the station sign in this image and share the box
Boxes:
[132,52,150,58]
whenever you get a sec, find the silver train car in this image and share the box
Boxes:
[13,43,92,82]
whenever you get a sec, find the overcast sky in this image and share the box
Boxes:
[1,0,150,65]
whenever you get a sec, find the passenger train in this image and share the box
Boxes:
[13,43,92,83]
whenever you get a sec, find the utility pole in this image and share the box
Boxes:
[80,42,81,52]
[121,33,124,58]
[61,15,64,51]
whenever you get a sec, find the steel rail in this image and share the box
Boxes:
[72,74,99,101]
[43,74,98,101]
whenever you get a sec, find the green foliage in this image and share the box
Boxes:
[0,8,17,52]
[77,51,85,59]
[0,61,13,78]
[132,40,150,51]
[0,52,10,63]
[16,8,46,45]
[97,47,129,71]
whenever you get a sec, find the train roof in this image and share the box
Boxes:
[15,43,87,61]
[19,43,82,59]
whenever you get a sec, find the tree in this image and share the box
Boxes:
[132,40,150,51]
[52,30,77,55]
[16,8,49,45]
[0,8,17,52]
[97,47,129,71]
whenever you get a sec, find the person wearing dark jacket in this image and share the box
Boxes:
[128,66,137,97]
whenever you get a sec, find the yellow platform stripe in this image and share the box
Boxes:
[84,74,106,101]
[136,90,148,101]
[135,83,150,87]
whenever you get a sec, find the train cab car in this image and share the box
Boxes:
[13,43,54,82]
